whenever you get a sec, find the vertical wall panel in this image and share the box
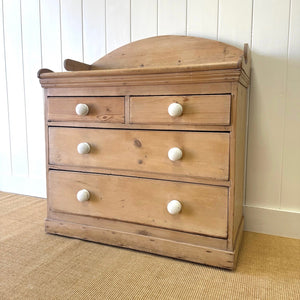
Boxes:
[218,0,252,47]
[0,0,11,177]
[131,0,157,41]
[281,0,300,211]
[82,0,106,64]
[2,0,28,176]
[40,0,62,71]
[21,0,45,180]
[61,0,83,64]
[246,0,290,208]
[106,0,130,53]
[158,0,186,35]
[187,0,218,39]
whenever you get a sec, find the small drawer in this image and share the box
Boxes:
[48,97,124,123]
[49,170,228,238]
[130,95,231,125]
[49,127,230,181]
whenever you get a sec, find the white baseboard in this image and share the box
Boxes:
[0,175,46,198]
[244,205,300,239]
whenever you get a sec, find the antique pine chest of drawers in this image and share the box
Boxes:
[38,35,250,270]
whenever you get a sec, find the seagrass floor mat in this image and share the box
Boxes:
[0,191,299,299]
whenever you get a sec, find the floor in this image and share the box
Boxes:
[1,191,299,299]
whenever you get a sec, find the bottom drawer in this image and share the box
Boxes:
[48,170,228,238]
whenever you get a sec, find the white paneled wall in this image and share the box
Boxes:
[0,0,299,238]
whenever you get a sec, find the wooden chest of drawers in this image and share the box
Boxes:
[38,35,250,270]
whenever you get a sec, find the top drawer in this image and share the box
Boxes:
[48,97,124,123]
[130,95,231,125]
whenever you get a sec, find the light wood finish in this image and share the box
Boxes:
[49,170,228,238]
[130,95,231,125]
[48,97,124,123]
[45,219,235,269]
[48,210,228,250]
[64,58,91,71]
[91,35,245,71]
[49,127,230,180]
[38,35,250,270]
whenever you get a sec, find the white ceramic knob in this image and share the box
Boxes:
[77,142,91,154]
[75,103,89,116]
[168,147,183,161]
[168,103,183,117]
[77,189,90,202]
[167,200,182,215]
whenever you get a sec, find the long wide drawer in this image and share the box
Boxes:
[130,95,231,125]
[49,127,230,180]
[48,170,228,238]
[48,97,124,123]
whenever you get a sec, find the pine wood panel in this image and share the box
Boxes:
[48,97,124,123]
[48,170,228,238]
[48,209,228,249]
[49,127,230,180]
[46,219,234,269]
[130,95,231,125]
[92,35,244,71]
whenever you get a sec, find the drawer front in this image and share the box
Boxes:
[130,95,231,125]
[49,170,228,238]
[49,127,229,180]
[48,97,124,123]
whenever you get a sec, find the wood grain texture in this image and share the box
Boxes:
[48,209,228,249]
[45,218,235,269]
[92,35,244,70]
[39,35,250,269]
[232,83,247,248]
[49,170,228,238]
[48,127,230,181]
[48,97,124,123]
[130,95,231,125]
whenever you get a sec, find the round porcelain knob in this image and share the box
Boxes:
[77,189,90,202]
[77,142,91,154]
[168,147,183,161]
[75,103,89,116]
[168,103,183,117]
[167,200,182,215]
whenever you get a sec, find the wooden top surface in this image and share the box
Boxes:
[38,35,250,79]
